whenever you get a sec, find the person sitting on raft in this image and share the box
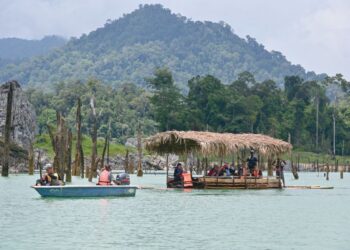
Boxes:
[247,150,258,176]
[174,163,183,183]
[36,164,63,186]
[252,167,263,178]
[229,163,236,176]
[207,165,219,176]
[97,165,113,185]
[218,164,230,176]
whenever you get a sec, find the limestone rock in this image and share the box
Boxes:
[0,81,36,150]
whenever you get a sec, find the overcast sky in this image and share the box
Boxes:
[1,0,349,79]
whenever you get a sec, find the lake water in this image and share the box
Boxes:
[0,172,349,250]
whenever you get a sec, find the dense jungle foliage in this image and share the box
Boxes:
[25,69,350,156]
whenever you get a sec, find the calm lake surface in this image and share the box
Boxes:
[0,172,349,250]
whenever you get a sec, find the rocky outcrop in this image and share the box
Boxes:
[110,153,179,171]
[0,81,36,150]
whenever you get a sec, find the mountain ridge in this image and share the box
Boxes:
[0,35,67,60]
[0,4,323,88]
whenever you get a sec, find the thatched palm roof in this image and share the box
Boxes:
[144,131,292,157]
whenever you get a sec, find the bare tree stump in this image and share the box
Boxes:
[28,144,34,175]
[73,97,83,176]
[1,82,14,177]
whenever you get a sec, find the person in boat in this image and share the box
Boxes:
[97,165,113,185]
[114,173,130,185]
[173,163,183,183]
[36,164,62,186]
[247,150,258,176]
[275,158,286,187]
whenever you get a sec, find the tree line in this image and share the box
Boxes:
[26,69,350,156]
[147,69,350,156]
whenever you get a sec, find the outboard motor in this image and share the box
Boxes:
[115,173,130,185]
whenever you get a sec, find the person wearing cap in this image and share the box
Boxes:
[97,165,113,185]
[173,163,183,183]
[247,150,258,176]
[39,164,62,186]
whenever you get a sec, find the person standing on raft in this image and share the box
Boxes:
[275,158,286,187]
[247,150,258,176]
[97,165,113,185]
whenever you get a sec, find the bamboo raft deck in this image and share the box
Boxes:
[193,176,281,189]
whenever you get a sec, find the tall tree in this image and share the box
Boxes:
[146,68,184,131]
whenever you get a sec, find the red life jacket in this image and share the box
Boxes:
[181,173,193,188]
[98,170,111,185]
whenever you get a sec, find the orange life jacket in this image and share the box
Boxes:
[98,170,111,185]
[181,173,193,188]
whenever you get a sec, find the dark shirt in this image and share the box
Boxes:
[174,166,183,181]
[247,156,258,169]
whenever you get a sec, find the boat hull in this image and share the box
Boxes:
[32,185,137,198]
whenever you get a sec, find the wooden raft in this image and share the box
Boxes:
[196,176,281,189]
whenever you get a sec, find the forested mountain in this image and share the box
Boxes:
[0,36,66,60]
[0,4,322,89]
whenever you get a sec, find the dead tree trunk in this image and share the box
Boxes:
[47,112,71,181]
[88,96,98,182]
[28,144,34,175]
[1,82,14,177]
[57,113,66,180]
[73,97,83,176]
[65,129,72,182]
[37,150,42,178]
[125,150,129,173]
[137,123,143,177]
[80,146,85,178]
[101,133,108,169]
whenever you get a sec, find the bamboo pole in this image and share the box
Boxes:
[166,154,169,187]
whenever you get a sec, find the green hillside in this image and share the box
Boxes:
[0,4,322,89]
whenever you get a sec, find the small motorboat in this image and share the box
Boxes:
[32,185,137,198]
